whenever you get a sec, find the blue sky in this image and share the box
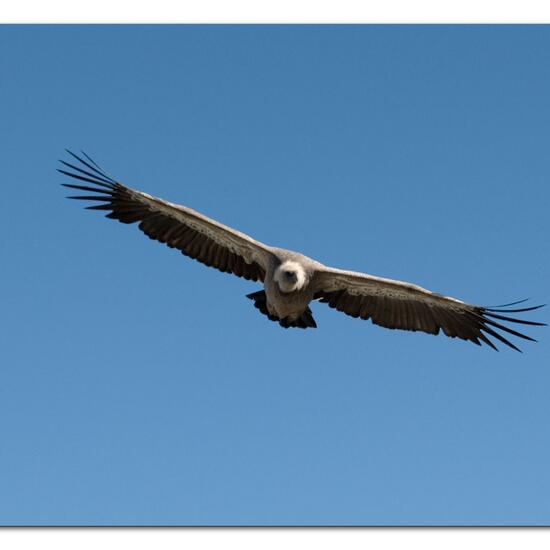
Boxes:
[0,25,549,526]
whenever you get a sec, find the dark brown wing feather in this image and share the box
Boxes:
[61,151,272,282]
[314,269,545,351]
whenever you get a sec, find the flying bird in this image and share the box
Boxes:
[61,151,545,351]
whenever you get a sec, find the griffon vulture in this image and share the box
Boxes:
[61,151,545,351]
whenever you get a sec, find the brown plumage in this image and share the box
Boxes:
[61,150,545,351]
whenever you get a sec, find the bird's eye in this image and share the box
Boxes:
[285,271,294,278]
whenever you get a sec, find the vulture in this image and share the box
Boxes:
[61,150,545,351]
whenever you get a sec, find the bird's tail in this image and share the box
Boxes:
[246,291,317,329]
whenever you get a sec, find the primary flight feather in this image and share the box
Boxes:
[61,150,545,351]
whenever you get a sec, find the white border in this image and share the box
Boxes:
[1,0,550,23]
[0,528,550,550]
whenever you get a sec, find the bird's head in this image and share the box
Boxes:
[274,261,307,293]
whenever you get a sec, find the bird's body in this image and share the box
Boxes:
[264,254,317,321]
[61,151,545,351]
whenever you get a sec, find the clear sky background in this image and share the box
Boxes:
[0,25,549,526]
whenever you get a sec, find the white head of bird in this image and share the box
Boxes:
[274,261,307,293]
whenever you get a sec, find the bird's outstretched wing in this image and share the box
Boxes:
[313,267,545,351]
[60,151,275,282]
